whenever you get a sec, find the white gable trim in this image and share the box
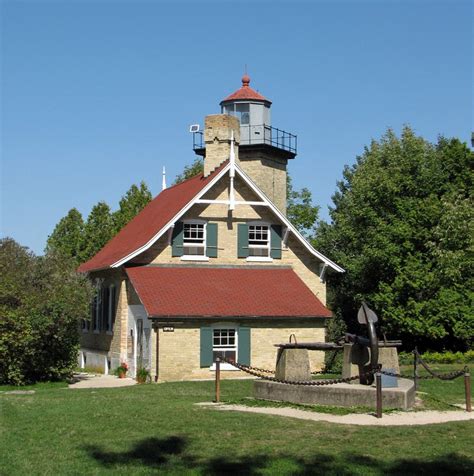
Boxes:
[233,164,344,273]
[112,160,344,273]
[111,163,231,268]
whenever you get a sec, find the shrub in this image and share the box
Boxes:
[0,238,93,385]
[399,350,474,365]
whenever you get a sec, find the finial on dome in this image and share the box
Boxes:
[242,74,250,87]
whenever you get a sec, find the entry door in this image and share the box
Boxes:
[128,305,152,377]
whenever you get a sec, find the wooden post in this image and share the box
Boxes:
[413,347,418,393]
[376,372,382,418]
[214,358,221,403]
[465,370,471,413]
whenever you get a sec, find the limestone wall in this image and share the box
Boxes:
[156,320,326,382]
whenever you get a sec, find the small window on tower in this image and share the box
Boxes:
[236,104,250,125]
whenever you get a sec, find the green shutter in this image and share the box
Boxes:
[270,225,282,259]
[206,223,218,258]
[200,327,213,367]
[171,222,184,257]
[237,224,249,258]
[238,327,251,365]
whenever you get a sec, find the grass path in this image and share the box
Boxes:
[1,366,473,475]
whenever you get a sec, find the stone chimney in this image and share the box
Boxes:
[203,114,240,177]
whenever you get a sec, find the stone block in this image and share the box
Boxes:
[275,348,311,381]
[342,344,400,384]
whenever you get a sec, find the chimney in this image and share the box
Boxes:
[203,114,240,177]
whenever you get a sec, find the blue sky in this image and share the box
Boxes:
[1,0,472,255]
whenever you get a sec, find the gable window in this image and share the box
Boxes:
[238,223,282,261]
[183,222,206,256]
[248,224,270,258]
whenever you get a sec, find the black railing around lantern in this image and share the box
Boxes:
[193,124,297,156]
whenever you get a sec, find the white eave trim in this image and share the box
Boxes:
[233,164,345,273]
[110,163,232,268]
[111,160,344,273]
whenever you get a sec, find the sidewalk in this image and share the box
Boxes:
[68,373,137,389]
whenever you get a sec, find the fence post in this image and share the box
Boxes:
[376,371,383,418]
[214,358,221,403]
[413,347,419,393]
[465,369,471,413]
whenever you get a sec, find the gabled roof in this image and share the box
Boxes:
[77,161,229,273]
[78,158,344,274]
[220,75,271,105]
[126,266,332,318]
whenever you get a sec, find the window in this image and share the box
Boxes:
[248,224,270,257]
[213,328,237,362]
[81,318,89,333]
[93,293,100,333]
[106,285,116,333]
[91,282,116,333]
[183,222,205,256]
[223,103,250,124]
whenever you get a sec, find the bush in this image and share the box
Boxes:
[0,238,93,385]
[399,350,474,366]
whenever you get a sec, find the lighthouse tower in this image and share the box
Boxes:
[194,75,297,214]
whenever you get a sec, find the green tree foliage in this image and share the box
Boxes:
[45,208,85,265]
[81,202,114,262]
[287,175,320,237]
[113,181,152,232]
[314,127,473,350]
[173,158,204,185]
[0,238,93,385]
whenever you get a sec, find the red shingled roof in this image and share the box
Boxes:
[125,266,332,318]
[78,162,229,273]
[220,75,271,104]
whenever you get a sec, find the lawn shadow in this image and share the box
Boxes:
[84,436,187,468]
[85,437,474,475]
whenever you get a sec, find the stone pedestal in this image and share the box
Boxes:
[342,344,400,384]
[254,378,415,410]
[275,348,311,381]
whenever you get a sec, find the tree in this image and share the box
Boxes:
[45,208,85,265]
[113,181,152,232]
[0,238,93,385]
[173,158,204,185]
[287,175,320,237]
[314,127,473,350]
[81,202,114,262]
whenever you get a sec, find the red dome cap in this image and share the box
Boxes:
[220,74,271,105]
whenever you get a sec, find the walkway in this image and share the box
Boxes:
[68,373,136,389]
[197,402,474,426]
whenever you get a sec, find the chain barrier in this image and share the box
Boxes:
[219,357,375,386]
[415,352,467,380]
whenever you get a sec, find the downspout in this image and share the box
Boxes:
[153,321,159,382]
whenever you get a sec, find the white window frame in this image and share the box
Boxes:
[246,221,272,262]
[106,284,115,335]
[181,219,209,261]
[210,323,239,371]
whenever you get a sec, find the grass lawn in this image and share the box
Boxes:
[1,364,473,475]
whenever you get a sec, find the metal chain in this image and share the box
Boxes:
[414,353,467,380]
[219,357,375,386]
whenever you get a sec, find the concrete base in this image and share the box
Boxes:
[254,378,415,410]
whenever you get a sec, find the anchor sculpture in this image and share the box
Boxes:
[275,302,402,385]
